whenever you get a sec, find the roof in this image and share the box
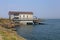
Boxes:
[9,11,33,15]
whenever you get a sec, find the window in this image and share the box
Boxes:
[23,15,25,17]
[27,15,28,18]
[20,15,21,17]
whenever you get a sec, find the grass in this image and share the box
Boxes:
[0,26,26,40]
[0,18,26,40]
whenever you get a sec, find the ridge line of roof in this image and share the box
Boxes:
[9,11,33,15]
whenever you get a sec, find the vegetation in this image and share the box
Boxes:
[0,18,15,28]
[0,18,26,40]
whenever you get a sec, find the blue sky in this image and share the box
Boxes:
[0,0,60,19]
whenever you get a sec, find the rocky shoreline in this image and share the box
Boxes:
[0,18,26,40]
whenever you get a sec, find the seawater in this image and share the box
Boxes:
[15,19,60,40]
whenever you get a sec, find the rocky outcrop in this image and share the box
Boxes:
[0,18,15,28]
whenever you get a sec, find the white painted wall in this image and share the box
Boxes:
[10,14,33,24]
[19,14,33,19]
[10,14,33,20]
[10,15,14,19]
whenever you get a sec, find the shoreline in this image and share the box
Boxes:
[0,18,26,40]
[0,26,26,40]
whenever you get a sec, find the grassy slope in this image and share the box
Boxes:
[0,18,26,40]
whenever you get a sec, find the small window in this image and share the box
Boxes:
[20,15,21,17]
[23,15,25,17]
[27,15,28,18]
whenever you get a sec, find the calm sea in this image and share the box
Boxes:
[15,19,60,40]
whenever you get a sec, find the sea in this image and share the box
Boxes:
[15,19,60,40]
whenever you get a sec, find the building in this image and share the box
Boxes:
[9,11,34,24]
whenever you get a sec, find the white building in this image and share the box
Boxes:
[9,11,34,24]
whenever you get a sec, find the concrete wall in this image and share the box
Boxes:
[20,21,33,24]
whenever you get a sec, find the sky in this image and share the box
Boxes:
[0,0,60,19]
